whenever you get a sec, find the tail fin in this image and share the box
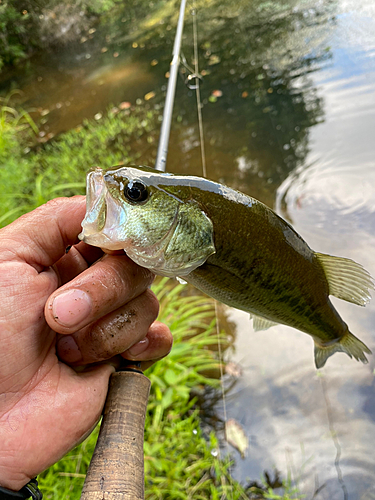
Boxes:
[314,331,372,369]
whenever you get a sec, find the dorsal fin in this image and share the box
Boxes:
[315,252,374,306]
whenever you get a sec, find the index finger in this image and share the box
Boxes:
[0,196,86,271]
[45,253,154,334]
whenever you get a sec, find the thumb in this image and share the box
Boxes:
[0,197,86,270]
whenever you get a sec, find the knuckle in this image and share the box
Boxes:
[87,323,117,361]
[144,289,160,320]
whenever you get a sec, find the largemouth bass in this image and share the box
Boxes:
[79,165,373,368]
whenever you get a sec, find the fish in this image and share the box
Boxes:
[79,165,374,368]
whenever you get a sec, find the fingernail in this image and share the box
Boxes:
[127,337,149,357]
[57,336,82,363]
[52,289,92,327]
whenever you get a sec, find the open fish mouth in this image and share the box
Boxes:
[79,168,129,250]
[79,167,179,258]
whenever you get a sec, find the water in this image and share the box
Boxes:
[1,0,375,497]
[223,2,375,497]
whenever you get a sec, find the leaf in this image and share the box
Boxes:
[225,418,249,458]
[174,385,190,399]
[160,387,174,409]
[225,361,243,378]
[164,368,178,386]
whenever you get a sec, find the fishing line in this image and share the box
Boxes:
[191,7,207,178]
[320,375,348,500]
[190,4,233,496]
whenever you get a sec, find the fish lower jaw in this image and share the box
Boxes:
[79,231,127,251]
[124,248,174,277]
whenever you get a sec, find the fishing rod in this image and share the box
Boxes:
[80,2,187,499]
[155,0,188,172]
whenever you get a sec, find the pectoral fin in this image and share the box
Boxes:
[316,253,374,306]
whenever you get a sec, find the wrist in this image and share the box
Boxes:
[0,478,42,499]
[0,469,32,492]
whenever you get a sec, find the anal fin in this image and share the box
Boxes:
[250,313,278,332]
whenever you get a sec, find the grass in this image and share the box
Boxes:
[0,92,39,224]
[0,99,303,499]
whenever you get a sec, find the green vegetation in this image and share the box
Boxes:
[0,92,38,225]
[0,0,124,68]
[0,2,28,69]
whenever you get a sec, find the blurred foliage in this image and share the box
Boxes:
[0,2,29,69]
[0,0,122,66]
[0,92,38,225]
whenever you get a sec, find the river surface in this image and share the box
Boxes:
[223,2,375,498]
[1,0,375,498]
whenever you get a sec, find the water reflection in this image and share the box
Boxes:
[164,0,334,202]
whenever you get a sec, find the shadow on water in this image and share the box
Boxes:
[1,0,375,498]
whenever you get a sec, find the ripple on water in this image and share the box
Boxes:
[275,162,375,249]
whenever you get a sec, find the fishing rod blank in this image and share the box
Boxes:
[155,0,187,172]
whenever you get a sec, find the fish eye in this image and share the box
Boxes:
[124,180,149,203]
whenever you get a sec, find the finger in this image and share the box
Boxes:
[121,321,173,369]
[73,241,106,265]
[56,289,160,364]
[0,196,86,270]
[53,238,112,287]
[53,246,90,286]
[53,242,104,286]
[45,253,154,334]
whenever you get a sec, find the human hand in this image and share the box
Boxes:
[0,196,172,491]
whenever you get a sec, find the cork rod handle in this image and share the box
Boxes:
[80,370,151,500]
